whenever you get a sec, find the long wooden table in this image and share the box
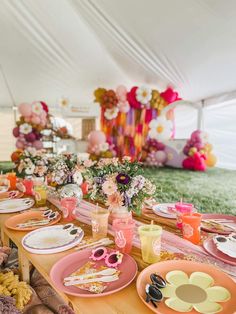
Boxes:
[0,209,153,314]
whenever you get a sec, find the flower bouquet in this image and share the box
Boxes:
[83,157,156,215]
[47,153,83,189]
[14,148,48,179]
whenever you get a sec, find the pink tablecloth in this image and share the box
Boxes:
[48,197,236,279]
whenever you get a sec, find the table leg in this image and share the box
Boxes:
[18,250,30,283]
[1,228,10,247]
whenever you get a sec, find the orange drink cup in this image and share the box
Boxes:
[182,213,202,244]
[7,172,17,190]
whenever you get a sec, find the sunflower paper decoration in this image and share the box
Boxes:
[162,270,231,313]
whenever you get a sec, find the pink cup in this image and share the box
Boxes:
[113,218,135,254]
[60,197,77,222]
[23,178,34,195]
[175,202,194,229]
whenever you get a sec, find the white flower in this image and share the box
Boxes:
[131,175,146,190]
[136,86,152,105]
[126,188,135,198]
[104,107,119,120]
[25,164,35,175]
[99,142,109,152]
[32,102,43,115]
[73,171,83,185]
[19,123,32,135]
[144,179,156,195]
[59,97,70,108]
[148,117,173,141]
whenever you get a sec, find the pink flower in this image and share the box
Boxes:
[105,192,123,210]
[84,159,95,168]
[102,180,117,195]
[127,87,142,109]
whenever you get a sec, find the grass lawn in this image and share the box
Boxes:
[1,161,235,215]
[143,167,236,215]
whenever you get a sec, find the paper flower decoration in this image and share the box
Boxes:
[94,88,106,103]
[104,107,119,120]
[136,86,152,105]
[59,97,70,108]
[101,90,118,109]
[162,270,231,313]
[127,87,142,109]
[19,123,32,135]
[148,117,173,141]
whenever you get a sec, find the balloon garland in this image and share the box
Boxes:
[12,102,50,151]
[94,85,180,159]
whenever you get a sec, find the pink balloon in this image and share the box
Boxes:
[18,103,32,117]
[31,115,41,124]
[40,110,47,119]
[16,139,24,149]
[25,132,36,142]
[33,140,43,150]
[155,150,167,164]
[116,85,127,96]
[88,130,106,146]
[12,127,20,138]
[24,116,31,123]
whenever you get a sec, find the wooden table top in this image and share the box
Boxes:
[0,207,153,314]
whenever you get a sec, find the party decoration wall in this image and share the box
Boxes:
[94,85,180,158]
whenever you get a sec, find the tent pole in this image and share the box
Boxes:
[197,100,204,130]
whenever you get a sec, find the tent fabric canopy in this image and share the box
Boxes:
[1,0,236,106]
[0,0,235,169]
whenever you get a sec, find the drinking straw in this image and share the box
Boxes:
[150,220,154,231]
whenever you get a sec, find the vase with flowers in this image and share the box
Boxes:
[83,157,156,219]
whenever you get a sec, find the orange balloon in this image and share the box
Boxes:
[206,153,217,167]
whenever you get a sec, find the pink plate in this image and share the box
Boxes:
[50,249,137,297]
[201,214,236,235]
[203,236,236,266]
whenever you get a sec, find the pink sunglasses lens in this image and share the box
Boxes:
[94,248,105,258]
[107,254,118,264]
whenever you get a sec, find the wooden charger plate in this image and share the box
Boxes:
[5,210,61,231]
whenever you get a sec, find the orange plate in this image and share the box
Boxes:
[0,191,24,201]
[5,210,61,231]
[136,260,236,314]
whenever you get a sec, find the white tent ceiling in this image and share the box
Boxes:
[1,0,236,108]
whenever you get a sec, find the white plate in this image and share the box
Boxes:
[0,186,8,194]
[22,225,84,254]
[0,198,34,213]
[152,203,176,219]
[214,239,236,258]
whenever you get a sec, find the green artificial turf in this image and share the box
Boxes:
[0,161,14,174]
[0,161,235,215]
[143,167,236,215]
